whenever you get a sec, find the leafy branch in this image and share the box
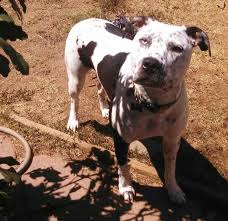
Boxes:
[0,0,28,77]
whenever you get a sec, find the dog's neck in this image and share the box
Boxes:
[128,82,183,113]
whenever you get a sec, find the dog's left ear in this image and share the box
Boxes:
[186,26,211,56]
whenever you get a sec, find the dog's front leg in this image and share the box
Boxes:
[163,137,186,204]
[112,129,135,202]
[67,95,79,131]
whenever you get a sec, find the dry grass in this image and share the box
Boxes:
[0,88,35,105]
[65,7,103,24]
[99,0,126,14]
[0,112,83,160]
[63,0,169,24]
[64,0,127,23]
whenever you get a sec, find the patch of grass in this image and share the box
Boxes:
[66,7,103,24]
[205,109,226,124]
[51,119,114,150]
[65,0,169,26]
[146,10,168,22]
[0,112,83,160]
[77,120,113,149]
[99,0,126,14]
[129,7,169,23]
[39,0,65,4]
[124,0,172,23]
[66,0,128,24]
[0,88,35,105]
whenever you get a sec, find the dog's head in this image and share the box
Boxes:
[128,17,211,91]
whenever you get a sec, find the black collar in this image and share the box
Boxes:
[129,86,181,113]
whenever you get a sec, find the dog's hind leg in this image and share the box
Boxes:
[65,43,88,131]
[67,67,87,131]
[112,129,135,202]
[97,82,109,118]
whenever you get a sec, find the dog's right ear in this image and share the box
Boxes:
[123,16,151,39]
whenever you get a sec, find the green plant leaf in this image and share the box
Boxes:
[0,37,29,75]
[0,191,9,205]
[0,167,21,184]
[0,13,14,23]
[0,191,9,200]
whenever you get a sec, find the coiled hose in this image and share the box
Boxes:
[0,126,32,175]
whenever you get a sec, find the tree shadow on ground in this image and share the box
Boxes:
[9,140,228,220]
[141,137,228,220]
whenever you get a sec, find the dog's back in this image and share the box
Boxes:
[65,18,133,100]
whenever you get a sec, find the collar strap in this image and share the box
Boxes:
[130,87,181,113]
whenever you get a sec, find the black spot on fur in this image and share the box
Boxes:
[112,128,129,166]
[130,103,143,112]
[126,87,134,97]
[105,22,135,40]
[97,52,128,100]
[105,23,124,38]
[78,41,97,69]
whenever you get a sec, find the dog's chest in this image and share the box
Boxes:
[111,95,170,142]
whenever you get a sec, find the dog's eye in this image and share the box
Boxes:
[169,44,184,53]
[139,37,150,45]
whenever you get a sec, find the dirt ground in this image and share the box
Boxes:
[0,0,228,218]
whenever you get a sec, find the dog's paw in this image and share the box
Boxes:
[101,108,109,118]
[119,185,135,203]
[67,118,79,131]
[167,186,186,205]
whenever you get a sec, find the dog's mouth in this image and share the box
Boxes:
[133,76,166,88]
[133,64,166,88]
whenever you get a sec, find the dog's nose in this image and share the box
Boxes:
[142,57,162,74]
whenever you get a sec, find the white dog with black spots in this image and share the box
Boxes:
[65,16,210,204]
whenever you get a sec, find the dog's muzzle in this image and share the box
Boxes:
[133,57,165,87]
[142,57,163,73]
